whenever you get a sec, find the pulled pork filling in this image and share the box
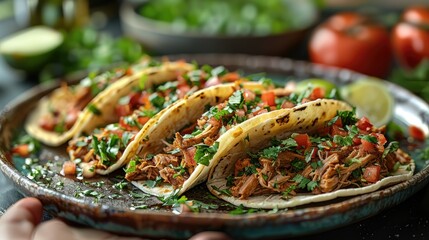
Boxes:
[67,66,241,175]
[225,110,412,200]
[39,69,129,133]
[124,85,329,189]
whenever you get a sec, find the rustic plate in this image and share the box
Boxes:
[0,54,428,239]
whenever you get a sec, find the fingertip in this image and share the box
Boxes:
[189,231,232,240]
[2,197,43,225]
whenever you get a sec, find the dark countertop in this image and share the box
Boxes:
[1,10,429,240]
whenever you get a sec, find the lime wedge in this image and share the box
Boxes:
[295,78,337,94]
[0,26,63,72]
[340,78,394,127]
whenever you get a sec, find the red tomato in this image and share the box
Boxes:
[294,134,311,149]
[11,144,30,157]
[309,87,325,100]
[409,125,426,141]
[115,104,131,117]
[357,117,373,131]
[331,125,347,137]
[309,12,392,78]
[62,161,77,176]
[220,72,240,82]
[137,116,150,126]
[392,6,429,69]
[363,165,381,183]
[361,139,376,153]
[261,92,276,106]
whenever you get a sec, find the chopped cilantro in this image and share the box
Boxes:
[260,146,281,160]
[360,135,378,144]
[282,185,296,199]
[145,176,163,188]
[382,141,399,158]
[291,159,306,171]
[310,160,323,169]
[333,135,353,146]
[125,160,137,173]
[194,142,219,166]
[149,93,165,109]
[210,185,232,196]
[88,104,102,115]
[292,174,318,191]
[337,109,358,126]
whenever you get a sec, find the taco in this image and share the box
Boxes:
[123,80,335,197]
[207,99,415,209]
[66,65,243,177]
[25,58,193,146]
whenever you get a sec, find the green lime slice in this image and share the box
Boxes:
[295,78,337,96]
[0,26,63,72]
[340,78,394,127]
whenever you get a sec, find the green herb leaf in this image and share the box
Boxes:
[194,142,219,166]
[382,141,399,158]
[88,104,102,115]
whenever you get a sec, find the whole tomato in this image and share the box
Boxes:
[309,12,392,78]
[392,6,429,69]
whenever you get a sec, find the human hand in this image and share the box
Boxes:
[0,197,231,240]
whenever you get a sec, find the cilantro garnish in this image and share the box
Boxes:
[260,146,282,160]
[333,135,353,146]
[194,142,219,166]
[291,159,306,171]
[292,174,318,191]
[382,141,399,158]
[88,104,102,115]
[360,135,378,144]
[211,185,232,196]
[145,176,163,188]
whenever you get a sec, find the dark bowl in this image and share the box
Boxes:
[119,1,319,56]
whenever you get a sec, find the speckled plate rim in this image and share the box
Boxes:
[0,54,428,239]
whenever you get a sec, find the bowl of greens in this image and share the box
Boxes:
[120,0,320,55]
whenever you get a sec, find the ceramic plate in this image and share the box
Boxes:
[0,54,428,239]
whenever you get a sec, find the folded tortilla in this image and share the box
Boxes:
[124,81,287,197]
[25,60,193,146]
[207,99,415,209]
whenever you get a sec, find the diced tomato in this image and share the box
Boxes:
[129,93,142,108]
[309,87,325,100]
[317,126,330,136]
[220,72,240,82]
[39,116,55,131]
[353,137,361,145]
[11,144,30,157]
[235,109,246,117]
[137,116,150,126]
[409,125,425,141]
[357,117,373,131]
[125,67,133,76]
[363,165,381,183]
[62,161,77,176]
[115,104,131,117]
[261,92,276,106]
[331,125,348,137]
[361,139,376,153]
[371,133,387,152]
[138,92,150,107]
[333,117,342,127]
[294,134,311,149]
